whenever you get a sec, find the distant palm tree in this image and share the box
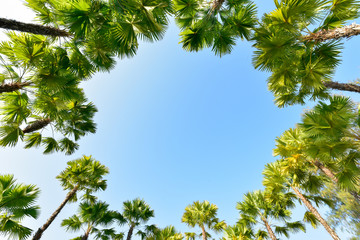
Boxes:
[32,156,109,240]
[182,201,226,240]
[61,200,121,240]
[136,224,160,240]
[122,198,155,240]
[184,232,197,240]
[222,224,254,240]
[157,226,184,240]
[237,190,305,240]
[263,160,340,240]
[0,174,40,239]
[143,225,183,240]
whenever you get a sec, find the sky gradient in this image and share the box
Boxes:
[1,1,360,239]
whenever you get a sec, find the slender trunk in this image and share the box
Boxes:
[0,18,70,37]
[0,82,31,94]
[323,81,360,93]
[211,0,225,11]
[22,118,51,134]
[303,23,360,42]
[261,217,277,240]
[201,225,207,240]
[32,185,79,240]
[313,160,360,203]
[291,186,341,240]
[313,160,338,183]
[126,224,135,240]
[81,225,92,240]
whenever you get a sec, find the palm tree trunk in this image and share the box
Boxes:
[303,23,360,42]
[291,186,341,240]
[22,118,51,134]
[313,160,338,183]
[0,18,70,37]
[201,225,207,240]
[323,81,360,93]
[81,225,92,240]
[126,224,135,240]
[32,185,79,240]
[313,160,360,202]
[0,82,31,94]
[261,217,277,240]
[211,0,225,11]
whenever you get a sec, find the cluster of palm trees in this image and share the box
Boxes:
[234,96,360,240]
[2,150,358,240]
[0,0,358,152]
[0,0,173,153]
[1,0,360,239]
[0,156,168,240]
[0,156,213,240]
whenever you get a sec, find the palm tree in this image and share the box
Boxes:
[274,96,360,202]
[32,155,109,240]
[0,0,173,154]
[24,0,173,65]
[322,181,360,238]
[263,160,340,240]
[122,198,155,240]
[0,32,97,154]
[222,224,255,240]
[143,225,184,240]
[61,200,120,240]
[300,96,360,199]
[237,190,305,240]
[174,0,257,56]
[0,174,40,239]
[157,226,183,240]
[184,232,197,240]
[182,200,226,240]
[253,0,360,107]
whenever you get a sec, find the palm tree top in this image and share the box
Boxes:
[182,200,226,232]
[56,155,109,193]
[122,198,155,227]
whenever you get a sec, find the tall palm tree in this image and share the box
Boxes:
[300,96,360,199]
[0,32,97,154]
[174,0,257,56]
[263,160,340,240]
[32,155,109,240]
[237,190,305,240]
[182,200,226,240]
[24,0,173,65]
[253,0,360,107]
[0,174,40,239]
[122,198,155,240]
[61,200,121,240]
[274,96,360,202]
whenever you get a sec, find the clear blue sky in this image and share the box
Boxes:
[1,1,359,239]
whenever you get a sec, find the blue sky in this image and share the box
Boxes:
[1,0,360,239]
